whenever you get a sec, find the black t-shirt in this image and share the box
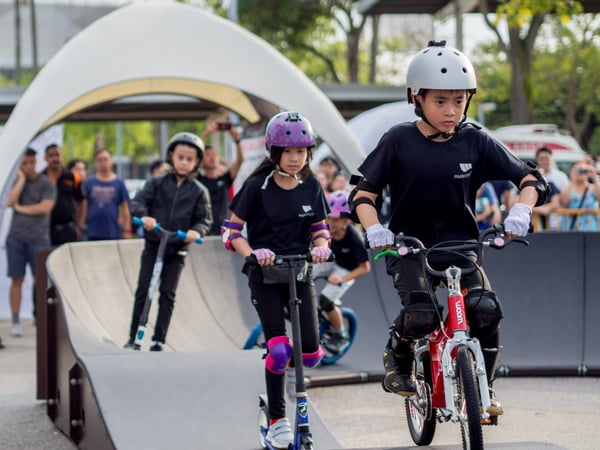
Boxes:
[197,171,233,235]
[42,169,83,226]
[331,225,369,271]
[230,170,328,255]
[358,122,531,246]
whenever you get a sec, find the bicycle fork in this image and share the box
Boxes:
[437,266,492,422]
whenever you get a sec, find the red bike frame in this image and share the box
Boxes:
[424,272,490,416]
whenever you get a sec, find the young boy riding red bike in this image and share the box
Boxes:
[351,40,548,417]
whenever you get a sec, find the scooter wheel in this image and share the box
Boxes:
[258,403,269,449]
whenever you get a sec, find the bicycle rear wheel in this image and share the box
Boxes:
[455,346,484,450]
[405,350,436,445]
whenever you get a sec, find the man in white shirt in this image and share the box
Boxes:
[535,147,569,191]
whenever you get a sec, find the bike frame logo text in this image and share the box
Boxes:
[454,299,464,325]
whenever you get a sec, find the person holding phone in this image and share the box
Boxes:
[559,161,600,231]
[198,119,245,235]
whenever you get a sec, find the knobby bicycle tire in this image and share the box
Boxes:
[456,346,484,450]
[405,350,437,445]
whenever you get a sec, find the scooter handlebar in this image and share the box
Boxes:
[132,217,203,244]
[245,252,334,266]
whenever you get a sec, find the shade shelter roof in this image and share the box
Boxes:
[0,1,364,194]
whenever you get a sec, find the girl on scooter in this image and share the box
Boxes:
[222,111,331,449]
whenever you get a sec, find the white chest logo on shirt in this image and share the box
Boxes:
[299,205,314,218]
[455,163,472,179]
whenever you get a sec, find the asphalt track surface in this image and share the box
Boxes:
[4,236,596,449]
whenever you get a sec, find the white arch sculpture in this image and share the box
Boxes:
[0,1,365,192]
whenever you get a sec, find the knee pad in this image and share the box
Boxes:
[319,294,336,313]
[302,347,324,368]
[393,291,443,340]
[265,336,292,374]
[465,290,503,333]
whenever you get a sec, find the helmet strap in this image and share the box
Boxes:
[275,165,303,184]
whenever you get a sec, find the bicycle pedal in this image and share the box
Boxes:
[481,416,498,426]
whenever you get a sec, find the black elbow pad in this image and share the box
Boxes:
[521,164,549,207]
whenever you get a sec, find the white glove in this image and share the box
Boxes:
[503,203,532,236]
[366,224,395,248]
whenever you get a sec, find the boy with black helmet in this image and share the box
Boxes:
[125,131,212,351]
[351,41,548,417]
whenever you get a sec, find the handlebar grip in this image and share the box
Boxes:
[175,230,203,244]
[374,248,398,261]
[132,216,159,231]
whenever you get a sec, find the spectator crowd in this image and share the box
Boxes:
[2,120,598,351]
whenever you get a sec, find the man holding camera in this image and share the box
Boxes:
[198,119,244,235]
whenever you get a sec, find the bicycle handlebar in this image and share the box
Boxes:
[132,216,203,244]
[374,224,528,278]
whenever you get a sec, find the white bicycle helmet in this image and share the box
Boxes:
[406,40,477,103]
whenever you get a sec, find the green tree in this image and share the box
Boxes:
[470,42,513,128]
[211,0,371,83]
[531,14,600,153]
[478,0,583,124]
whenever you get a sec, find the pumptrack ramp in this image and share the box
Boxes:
[43,233,598,448]
[44,237,345,450]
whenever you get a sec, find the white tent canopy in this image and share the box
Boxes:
[0,1,364,194]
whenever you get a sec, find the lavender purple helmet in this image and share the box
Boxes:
[265,111,316,162]
[327,190,351,219]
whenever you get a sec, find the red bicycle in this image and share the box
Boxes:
[375,225,527,450]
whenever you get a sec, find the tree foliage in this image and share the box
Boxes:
[209,0,369,83]
[531,14,600,152]
[478,0,582,123]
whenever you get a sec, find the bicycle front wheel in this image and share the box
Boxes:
[455,346,484,450]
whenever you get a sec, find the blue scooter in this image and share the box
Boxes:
[131,216,203,349]
[249,253,322,450]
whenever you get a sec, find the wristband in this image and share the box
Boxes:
[311,232,331,244]
[310,223,330,233]
[222,220,243,231]
[225,233,244,252]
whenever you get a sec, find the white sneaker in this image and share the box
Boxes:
[285,367,296,403]
[266,417,294,449]
[11,323,22,337]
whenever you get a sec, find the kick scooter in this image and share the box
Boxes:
[248,253,327,450]
[131,216,203,349]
